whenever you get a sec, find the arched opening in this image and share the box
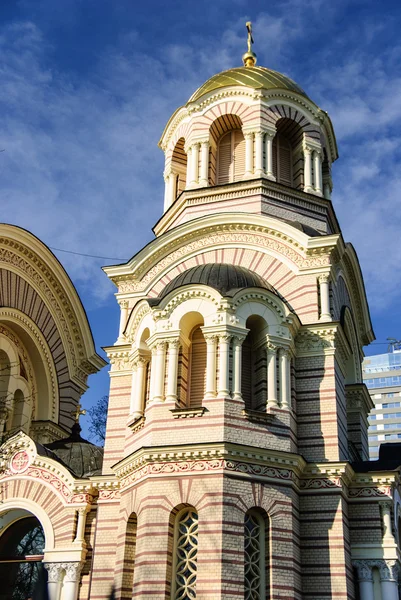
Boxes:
[242,316,269,411]
[273,118,304,190]
[178,312,205,408]
[139,328,151,408]
[170,506,199,600]
[120,513,137,600]
[244,508,270,600]
[209,114,244,185]
[0,349,11,435]
[171,137,187,199]
[11,389,25,431]
[0,513,45,600]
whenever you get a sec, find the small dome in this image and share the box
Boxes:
[188,66,308,104]
[45,423,103,478]
[149,263,283,306]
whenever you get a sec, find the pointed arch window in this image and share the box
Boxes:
[244,509,269,600]
[171,508,199,599]
[217,130,246,184]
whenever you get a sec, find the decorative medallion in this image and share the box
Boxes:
[10,450,30,473]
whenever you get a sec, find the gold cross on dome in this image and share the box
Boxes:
[72,403,86,423]
[246,21,254,53]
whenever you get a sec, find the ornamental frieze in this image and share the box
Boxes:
[349,486,392,498]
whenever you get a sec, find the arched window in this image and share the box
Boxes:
[217,130,246,184]
[119,514,137,599]
[0,516,45,600]
[272,118,304,190]
[171,138,187,199]
[171,507,199,600]
[244,509,269,600]
[188,327,206,407]
[241,316,269,411]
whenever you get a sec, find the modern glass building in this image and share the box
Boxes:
[363,345,401,459]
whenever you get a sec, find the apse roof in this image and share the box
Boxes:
[188,66,309,104]
[148,263,290,308]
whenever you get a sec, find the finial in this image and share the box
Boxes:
[242,21,257,67]
[72,403,86,424]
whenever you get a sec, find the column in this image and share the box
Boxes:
[218,335,231,397]
[318,273,331,321]
[379,560,399,600]
[303,144,314,193]
[265,132,275,180]
[254,131,264,177]
[199,141,209,187]
[204,335,217,399]
[168,171,177,205]
[148,346,157,402]
[63,562,85,600]
[353,561,374,600]
[152,342,167,402]
[190,143,199,187]
[323,181,332,200]
[117,300,129,342]
[166,339,180,402]
[244,132,254,178]
[132,357,148,417]
[314,149,323,195]
[380,502,395,541]
[129,362,138,414]
[232,336,245,400]
[44,563,62,600]
[266,343,278,407]
[279,348,291,409]
[186,145,192,188]
[74,507,89,544]
[163,170,169,212]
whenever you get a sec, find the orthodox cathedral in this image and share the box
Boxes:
[0,24,400,600]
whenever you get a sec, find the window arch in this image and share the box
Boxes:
[217,129,246,184]
[244,509,269,600]
[171,507,199,600]
[0,515,45,600]
[241,316,269,411]
[272,118,304,190]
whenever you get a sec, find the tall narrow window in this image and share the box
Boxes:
[188,327,206,407]
[120,514,137,599]
[244,510,268,600]
[172,508,199,599]
[241,316,268,412]
[273,132,292,186]
[217,130,246,184]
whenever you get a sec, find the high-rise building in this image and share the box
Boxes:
[363,346,401,459]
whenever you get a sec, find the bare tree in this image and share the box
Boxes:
[87,395,109,445]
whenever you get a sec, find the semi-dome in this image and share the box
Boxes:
[45,423,103,478]
[188,65,308,104]
[149,263,287,305]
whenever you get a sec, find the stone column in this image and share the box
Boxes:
[380,502,395,541]
[204,335,217,399]
[232,336,245,400]
[244,132,254,178]
[63,562,85,600]
[303,144,314,193]
[132,357,148,417]
[190,143,199,187]
[166,339,180,402]
[314,149,323,195]
[323,181,332,200]
[186,146,192,188]
[74,506,89,544]
[152,342,167,402]
[168,171,177,204]
[379,560,399,600]
[129,362,138,414]
[163,170,170,212]
[199,141,209,187]
[254,131,264,177]
[266,343,278,407]
[279,348,291,409]
[44,563,62,600]
[148,346,158,402]
[353,561,374,600]
[218,335,231,397]
[117,300,129,342]
[318,273,331,321]
[265,132,275,180]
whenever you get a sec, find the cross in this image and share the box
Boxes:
[246,21,254,53]
[72,403,86,423]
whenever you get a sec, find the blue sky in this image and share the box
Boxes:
[1,0,401,438]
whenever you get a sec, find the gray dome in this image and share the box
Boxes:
[45,423,103,478]
[148,263,283,305]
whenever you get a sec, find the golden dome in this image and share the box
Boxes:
[188,65,308,104]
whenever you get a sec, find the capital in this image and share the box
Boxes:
[318,273,330,284]
[266,342,277,354]
[118,299,129,309]
[353,560,373,582]
[378,559,399,582]
[168,338,181,350]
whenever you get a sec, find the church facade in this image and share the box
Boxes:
[1,29,401,600]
